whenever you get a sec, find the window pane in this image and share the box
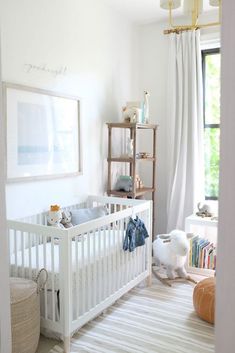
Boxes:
[204,127,220,198]
[205,53,221,125]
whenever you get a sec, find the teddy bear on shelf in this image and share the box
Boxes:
[196,202,213,218]
[61,210,73,228]
[47,205,65,228]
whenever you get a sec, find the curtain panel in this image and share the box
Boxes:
[167,30,204,231]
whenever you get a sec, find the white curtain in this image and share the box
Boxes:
[167,30,204,231]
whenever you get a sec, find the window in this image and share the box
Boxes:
[202,48,221,200]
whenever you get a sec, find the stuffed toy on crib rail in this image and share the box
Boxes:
[152,230,194,279]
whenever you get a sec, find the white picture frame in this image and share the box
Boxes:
[4,83,82,182]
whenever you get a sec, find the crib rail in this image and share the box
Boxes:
[7,196,152,343]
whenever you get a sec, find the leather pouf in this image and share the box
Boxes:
[193,277,215,324]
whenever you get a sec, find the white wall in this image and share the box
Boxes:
[0,36,11,353]
[216,3,235,352]
[137,21,170,234]
[0,0,139,219]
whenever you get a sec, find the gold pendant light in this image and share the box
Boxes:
[160,0,181,9]
[161,0,221,34]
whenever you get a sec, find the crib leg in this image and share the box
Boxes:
[64,336,70,353]
[146,273,152,287]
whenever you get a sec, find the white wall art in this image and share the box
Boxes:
[4,83,82,182]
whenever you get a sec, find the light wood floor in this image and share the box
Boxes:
[37,277,215,353]
[36,336,59,353]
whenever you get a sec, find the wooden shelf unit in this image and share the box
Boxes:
[106,122,158,234]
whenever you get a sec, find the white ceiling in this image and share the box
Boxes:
[106,0,219,25]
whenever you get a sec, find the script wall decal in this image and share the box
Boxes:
[24,63,68,77]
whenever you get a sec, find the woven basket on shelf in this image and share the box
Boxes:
[10,270,48,353]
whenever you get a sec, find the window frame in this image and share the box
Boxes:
[202,47,221,201]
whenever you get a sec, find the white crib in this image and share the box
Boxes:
[7,195,152,352]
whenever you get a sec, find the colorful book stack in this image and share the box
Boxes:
[188,236,216,270]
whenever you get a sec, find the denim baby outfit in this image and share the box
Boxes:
[123,216,149,252]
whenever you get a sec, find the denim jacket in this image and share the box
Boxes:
[123,216,149,252]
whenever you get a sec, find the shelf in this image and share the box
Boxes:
[107,157,133,163]
[107,157,155,163]
[108,187,155,198]
[186,266,215,277]
[107,122,158,130]
[137,157,155,161]
[185,215,218,228]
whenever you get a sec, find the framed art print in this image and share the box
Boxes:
[4,83,82,182]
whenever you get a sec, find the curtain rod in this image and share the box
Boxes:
[164,27,199,35]
[164,22,220,35]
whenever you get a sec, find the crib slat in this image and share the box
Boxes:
[124,218,131,284]
[121,218,125,287]
[136,240,139,277]
[87,232,91,310]
[134,214,142,277]
[8,229,11,275]
[28,232,32,279]
[14,230,18,276]
[135,246,138,277]
[137,219,141,277]
[144,210,148,272]
[51,237,55,322]
[112,226,116,293]
[141,245,144,274]
[81,234,85,314]
[103,228,107,299]
[127,215,132,282]
[108,224,111,296]
[93,230,96,307]
[137,246,140,276]
[43,236,47,269]
[43,236,48,320]
[98,228,102,302]
[75,235,79,318]
[21,231,25,278]
[117,220,121,290]
[141,211,146,274]
[131,217,136,280]
[133,234,137,279]
[141,242,144,273]
[143,227,146,272]
[37,214,42,244]
[132,214,138,280]
[36,234,39,271]
[130,250,134,282]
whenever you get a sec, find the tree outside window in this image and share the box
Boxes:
[203,48,221,200]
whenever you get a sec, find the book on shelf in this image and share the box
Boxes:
[188,235,216,270]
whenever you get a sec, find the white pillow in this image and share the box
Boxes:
[71,206,108,225]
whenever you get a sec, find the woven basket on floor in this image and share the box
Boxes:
[10,277,40,353]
